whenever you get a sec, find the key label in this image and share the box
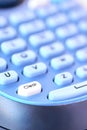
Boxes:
[4,72,11,77]
[18,81,42,97]
[74,84,87,89]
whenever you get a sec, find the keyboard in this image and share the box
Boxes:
[0,0,87,106]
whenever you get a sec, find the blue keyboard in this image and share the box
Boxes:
[0,0,87,106]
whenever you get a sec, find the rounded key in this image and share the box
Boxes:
[1,38,27,55]
[23,62,47,78]
[78,20,87,32]
[18,81,42,97]
[11,50,37,66]
[56,24,78,39]
[39,42,64,59]
[51,54,74,70]
[0,58,7,72]
[0,70,18,85]
[58,0,78,12]
[49,81,87,101]
[0,27,17,42]
[76,65,87,79]
[76,48,87,62]
[54,72,73,86]
[19,20,45,36]
[46,13,68,28]
[0,16,7,27]
[65,35,87,50]
[9,12,35,26]
[68,8,86,22]
[29,30,55,47]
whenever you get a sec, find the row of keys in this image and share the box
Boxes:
[0,23,87,48]
[1,70,87,101]
[1,8,86,30]
[1,39,87,65]
[17,80,87,100]
[1,64,87,85]
[1,13,87,43]
[0,53,76,72]
[0,31,87,56]
[1,48,87,72]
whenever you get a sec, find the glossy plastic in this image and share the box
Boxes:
[0,0,87,130]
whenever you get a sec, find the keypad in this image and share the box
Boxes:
[0,0,87,105]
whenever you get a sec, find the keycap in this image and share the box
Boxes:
[76,65,87,79]
[1,38,27,55]
[29,30,55,47]
[23,62,47,78]
[11,50,37,66]
[76,48,87,62]
[54,72,73,86]
[0,27,17,42]
[51,54,74,70]
[68,8,87,22]
[78,19,87,32]
[65,35,87,50]
[49,81,87,101]
[39,42,64,59]
[36,4,58,18]
[46,13,68,28]
[18,81,42,97]
[56,24,78,39]
[9,12,35,26]
[19,20,45,36]
[0,16,7,27]
[0,70,18,85]
[58,0,78,12]
[0,58,7,72]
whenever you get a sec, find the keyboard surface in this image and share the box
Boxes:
[0,0,87,106]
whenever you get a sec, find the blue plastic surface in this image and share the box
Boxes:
[0,0,87,107]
